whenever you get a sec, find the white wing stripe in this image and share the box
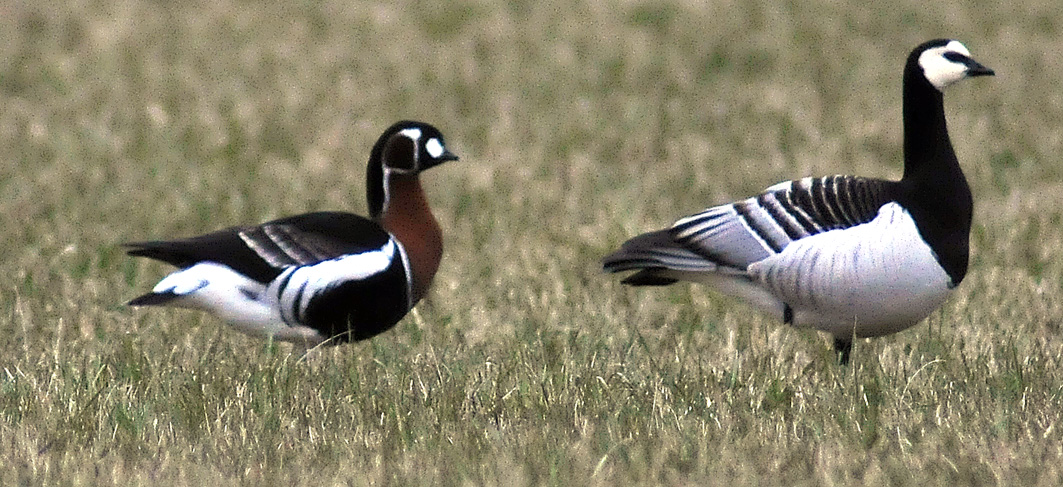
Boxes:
[735,199,790,252]
[758,192,810,240]
[826,177,858,225]
[810,177,843,226]
[270,239,398,326]
[775,188,822,234]
[663,176,891,272]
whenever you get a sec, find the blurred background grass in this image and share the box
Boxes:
[1,0,1061,484]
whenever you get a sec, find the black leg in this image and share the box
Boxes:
[833,338,852,365]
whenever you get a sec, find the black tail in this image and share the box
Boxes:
[124,241,195,267]
[602,229,718,287]
[124,229,278,283]
[127,291,180,307]
[619,270,678,286]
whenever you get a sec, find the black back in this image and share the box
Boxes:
[125,212,391,284]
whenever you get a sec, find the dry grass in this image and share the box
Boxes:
[2,0,1062,485]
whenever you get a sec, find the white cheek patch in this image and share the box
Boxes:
[425,138,445,159]
[919,40,972,90]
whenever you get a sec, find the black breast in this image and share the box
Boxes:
[301,256,412,342]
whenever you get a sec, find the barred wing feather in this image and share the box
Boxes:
[670,175,896,268]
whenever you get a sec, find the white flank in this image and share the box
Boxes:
[151,268,209,296]
[148,262,279,333]
[668,270,787,322]
[270,239,398,324]
[143,253,410,347]
[919,40,972,90]
[748,202,952,338]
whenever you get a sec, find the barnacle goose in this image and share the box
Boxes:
[603,39,994,363]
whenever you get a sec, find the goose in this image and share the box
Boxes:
[603,39,994,363]
[126,120,459,353]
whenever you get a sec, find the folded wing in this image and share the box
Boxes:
[125,212,392,284]
[604,175,897,281]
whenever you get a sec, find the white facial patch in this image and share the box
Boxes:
[425,137,445,159]
[398,127,422,143]
[919,40,972,91]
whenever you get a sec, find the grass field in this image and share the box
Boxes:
[2,0,1062,484]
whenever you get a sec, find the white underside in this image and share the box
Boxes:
[680,203,953,339]
[148,262,326,345]
[143,240,403,347]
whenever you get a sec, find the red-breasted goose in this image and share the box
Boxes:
[126,121,458,352]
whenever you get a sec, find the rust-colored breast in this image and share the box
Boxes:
[379,174,443,304]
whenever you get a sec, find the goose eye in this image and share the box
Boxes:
[943,52,967,64]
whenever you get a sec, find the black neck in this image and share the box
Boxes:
[899,67,973,285]
[902,75,956,182]
[366,159,386,220]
